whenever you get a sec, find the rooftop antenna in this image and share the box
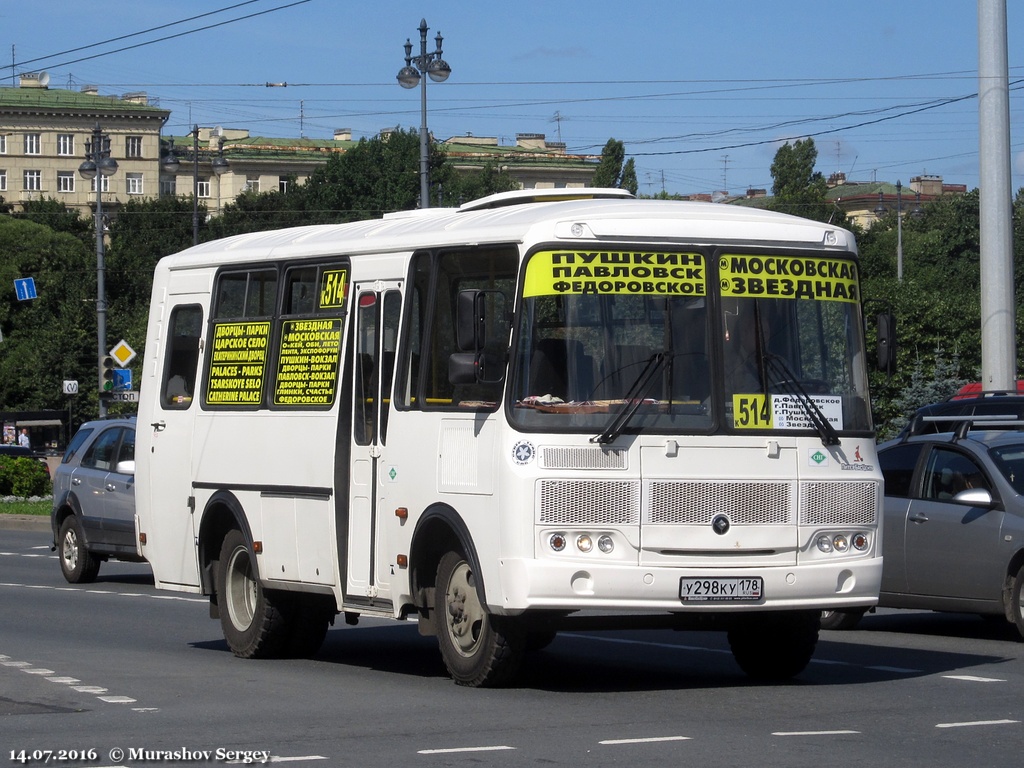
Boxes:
[549,111,565,143]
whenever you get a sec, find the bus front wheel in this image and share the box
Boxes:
[433,550,524,687]
[728,611,820,681]
[216,529,289,658]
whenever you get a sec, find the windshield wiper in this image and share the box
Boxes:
[591,352,667,445]
[763,353,840,446]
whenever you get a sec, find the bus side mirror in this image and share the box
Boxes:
[456,290,486,352]
[876,312,897,374]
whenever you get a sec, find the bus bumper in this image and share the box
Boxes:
[494,557,882,614]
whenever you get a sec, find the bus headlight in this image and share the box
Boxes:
[832,535,849,552]
[852,532,869,551]
[576,534,593,553]
[816,535,833,553]
[597,535,615,553]
[549,533,567,552]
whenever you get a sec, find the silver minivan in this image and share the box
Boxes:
[51,417,144,583]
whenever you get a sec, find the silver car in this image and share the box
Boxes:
[51,417,143,583]
[822,419,1024,638]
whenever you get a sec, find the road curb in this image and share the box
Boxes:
[0,515,51,532]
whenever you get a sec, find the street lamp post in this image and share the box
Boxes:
[162,125,229,245]
[397,19,451,209]
[78,124,118,418]
[873,181,906,282]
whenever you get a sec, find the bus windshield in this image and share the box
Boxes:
[509,249,872,438]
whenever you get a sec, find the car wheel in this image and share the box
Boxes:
[58,515,100,584]
[1009,562,1024,641]
[433,550,524,687]
[819,608,866,631]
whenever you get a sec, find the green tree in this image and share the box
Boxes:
[592,138,628,189]
[769,138,836,222]
[0,217,96,414]
[14,197,91,246]
[105,196,199,363]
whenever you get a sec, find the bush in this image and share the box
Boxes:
[0,456,51,497]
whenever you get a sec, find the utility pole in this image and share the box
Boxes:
[978,0,1015,389]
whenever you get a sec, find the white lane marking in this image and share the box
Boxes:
[417,746,516,755]
[772,730,860,736]
[600,736,691,745]
[935,719,1020,729]
[0,581,205,603]
[266,758,329,764]
[3,652,141,709]
[943,674,1006,683]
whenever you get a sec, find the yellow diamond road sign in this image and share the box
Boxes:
[109,339,136,367]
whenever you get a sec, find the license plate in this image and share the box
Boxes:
[679,577,763,602]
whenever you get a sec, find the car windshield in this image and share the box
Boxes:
[988,443,1024,495]
[508,249,873,437]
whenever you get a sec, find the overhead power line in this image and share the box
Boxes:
[3,0,311,73]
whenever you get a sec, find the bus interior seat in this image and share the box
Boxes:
[529,338,593,402]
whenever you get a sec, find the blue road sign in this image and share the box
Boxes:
[112,368,132,391]
[14,278,37,301]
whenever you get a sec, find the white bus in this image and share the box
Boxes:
[135,189,884,687]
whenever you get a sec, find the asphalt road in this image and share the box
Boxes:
[2,518,1023,767]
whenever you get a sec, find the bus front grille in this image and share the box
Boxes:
[537,479,877,529]
[645,481,793,525]
[799,481,877,526]
[538,480,640,525]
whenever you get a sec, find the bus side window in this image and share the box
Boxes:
[161,305,203,409]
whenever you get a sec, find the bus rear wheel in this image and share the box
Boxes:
[433,550,524,687]
[217,529,290,658]
[728,610,820,681]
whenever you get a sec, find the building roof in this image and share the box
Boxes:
[0,85,169,120]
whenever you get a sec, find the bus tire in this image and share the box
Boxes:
[217,529,289,659]
[58,515,100,584]
[433,550,524,687]
[728,611,819,681]
[819,608,866,631]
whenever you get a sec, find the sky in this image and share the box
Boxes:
[2,0,1021,197]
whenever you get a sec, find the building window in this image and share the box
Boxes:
[126,172,144,195]
[159,178,176,196]
[57,171,75,193]
[245,175,260,193]
[197,179,211,198]
[0,135,7,154]
[279,176,289,193]
[125,136,143,158]
[23,170,42,191]
[57,134,75,156]
[0,170,7,191]
[89,176,111,193]
[24,134,41,155]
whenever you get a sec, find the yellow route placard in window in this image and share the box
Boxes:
[523,250,706,298]
[205,322,271,406]
[719,254,859,303]
[273,318,343,407]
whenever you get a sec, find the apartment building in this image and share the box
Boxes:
[1,75,598,221]
[0,73,170,218]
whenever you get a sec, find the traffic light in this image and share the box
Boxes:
[101,356,115,391]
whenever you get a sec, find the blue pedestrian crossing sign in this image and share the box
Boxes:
[14,278,37,301]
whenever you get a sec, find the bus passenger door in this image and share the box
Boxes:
[143,300,205,588]
[346,284,402,604]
